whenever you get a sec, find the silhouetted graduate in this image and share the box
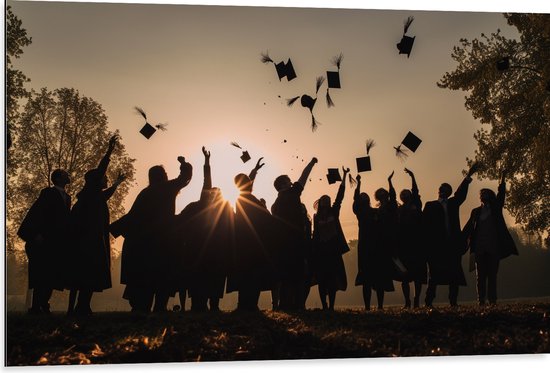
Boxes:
[287,76,326,131]
[17,169,72,314]
[397,16,416,58]
[422,163,479,308]
[462,171,518,306]
[312,167,350,311]
[271,157,318,311]
[176,147,235,312]
[368,171,398,309]
[395,168,426,309]
[352,173,380,310]
[110,155,193,313]
[227,164,279,311]
[69,135,125,315]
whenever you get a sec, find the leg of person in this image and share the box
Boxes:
[401,281,411,308]
[29,286,44,313]
[487,254,500,305]
[413,281,422,308]
[475,252,489,306]
[271,282,281,311]
[178,288,187,312]
[153,290,170,312]
[449,284,459,307]
[376,289,385,310]
[328,290,336,311]
[209,297,220,311]
[318,283,328,310]
[75,289,93,315]
[362,285,372,311]
[41,288,53,313]
[67,289,78,314]
[425,280,436,308]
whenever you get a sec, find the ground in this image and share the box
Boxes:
[5,302,550,365]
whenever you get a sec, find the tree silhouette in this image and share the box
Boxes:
[438,14,550,246]
[6,5,32,153]
[6,88,136,259]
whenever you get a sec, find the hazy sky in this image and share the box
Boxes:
[6,0,549,245]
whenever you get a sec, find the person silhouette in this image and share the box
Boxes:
[312,167,350,311]
[423,163,478,308]
[271,157,318,311]
[177,147,234,312]
[352,174,390,310]
[227,164,278,311]
[110,154,193,313]
[462,171,518,306]
[395,168,426,308]
[68,135,125,316]
[18,169,71,314]
[368,171,398,310]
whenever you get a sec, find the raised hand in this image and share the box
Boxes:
[388,170,395,181]
[108,134,119,151]
[342,166,350,176]
[115,172,126,185]
[467,161,480,178]
[356,174,361,181]
[254,157,265,171]
[202,146,211,161]
[311,157,318,164]
[404,167,414,177]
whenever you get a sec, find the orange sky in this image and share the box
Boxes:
[5,0,549,249]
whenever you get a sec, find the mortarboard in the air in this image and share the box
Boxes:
[231,142,251,163]
[135,107,168,139]
[356,139,375,172]
[326,53,343,108]
[261,51,297,81]
[287,76,325,132]
[326,168,342,185]
[394,131,422,160]
[496,57,510,71]
[397,16,415,58]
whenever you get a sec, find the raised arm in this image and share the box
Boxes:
[202,146,212,190]
[496,170,506,208]
[388,171,397,207]
[169,156,193,192]
[454,162,478,206]
[352,174,362,215]
[103,172,126,201]
[405,168,421,208]
[334,167,349,210]
[97,135,117,178]
[248,157,265,182]
[297,157,318,188]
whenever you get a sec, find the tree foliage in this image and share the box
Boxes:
[6,5,32,150]
[438,13,550,244]
[6,88,136,258]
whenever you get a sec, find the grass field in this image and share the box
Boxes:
[5,302,550,365]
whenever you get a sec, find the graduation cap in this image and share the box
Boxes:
[496,57,510,71]
[356,139,375,172]
[397,16,415,58]
[135,107,168,139]
[287,76,325,131]
[394,131,422,160]
[231,142,251,163]
[326,168,342,184]
[261,51,297,81]
[326,53,343,107]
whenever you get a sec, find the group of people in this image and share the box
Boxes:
[18,136,518,315]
